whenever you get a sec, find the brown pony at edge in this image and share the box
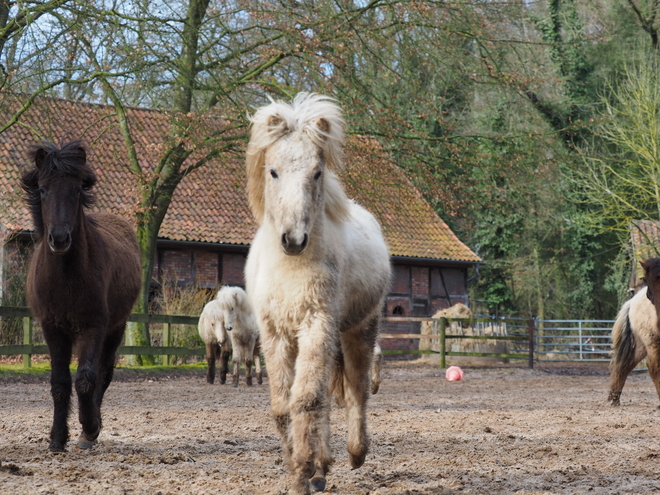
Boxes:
[21,141,141,451]
[608,258,660,407]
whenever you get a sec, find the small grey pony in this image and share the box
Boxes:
[198,286,262,387]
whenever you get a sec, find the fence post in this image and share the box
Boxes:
[431,318,439,362]
[528,317,535,369]
[161,322,171,366]
[439,317,446,369]
[23,316,32,369]
[578,320,583,360]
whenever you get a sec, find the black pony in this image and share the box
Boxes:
[21,141,141,451]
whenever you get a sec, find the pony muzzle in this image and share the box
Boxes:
[47,230,72,254]
[281,232,309,255]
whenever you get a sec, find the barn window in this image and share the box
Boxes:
[392,305,405,315]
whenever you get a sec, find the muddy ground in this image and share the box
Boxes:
[1,362,660,494]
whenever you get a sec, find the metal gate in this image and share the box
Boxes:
[535,319,614,362]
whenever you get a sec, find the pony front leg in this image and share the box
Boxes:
[289,320,337,495]
[205,343,218,384]
[44,328,73,452]
[262,332,296,464]
[75,332,103,448]
[231,345,243,387]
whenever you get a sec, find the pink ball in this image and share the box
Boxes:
[445,366,464,381]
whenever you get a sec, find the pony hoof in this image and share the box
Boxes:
[371,384,379,394]
[232,383,238,388]
[310,475,326,492]
[611,401,620,407]
[349,452,367,469]
[48,442,66,453]
[76,435,97,450]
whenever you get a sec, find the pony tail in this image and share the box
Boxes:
[610,301,637,375]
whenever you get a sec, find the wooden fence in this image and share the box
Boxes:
[0,307,535,369]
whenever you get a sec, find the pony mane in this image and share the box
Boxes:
[202,299,224,319]
[215,286,250,311]
[246,93,348,223]
[20,140,97,237]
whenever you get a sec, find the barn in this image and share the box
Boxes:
[0,96,481,352]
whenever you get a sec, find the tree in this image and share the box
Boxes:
[0,1,104,133]
[571,54,660,249]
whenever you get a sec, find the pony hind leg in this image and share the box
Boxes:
[44,328,74,452]
[338,318,378,469]
[608,321,646,406]
[371,343,383,395]
[245,339,256,386]
[645,345,660,409]
[254,343,263,385]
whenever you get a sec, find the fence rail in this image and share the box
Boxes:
[1,306,614,369]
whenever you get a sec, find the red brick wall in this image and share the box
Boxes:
[221,253,246,286]
[161,250,193,284]
[390,264,410,294]
[411,266,429,296]
[195,251,218,286]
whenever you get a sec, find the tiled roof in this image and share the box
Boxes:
[0,96,480,263]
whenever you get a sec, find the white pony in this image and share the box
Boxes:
[198,286,262,387]
[245,93,391,494]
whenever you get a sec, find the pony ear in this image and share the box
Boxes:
[75,144,87,164]
[641,260,650,277]
[315,117,330,139]
[33,147,47,170]
[267,114,289,137]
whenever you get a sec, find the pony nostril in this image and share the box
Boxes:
[281,233,288,247]
[301,234,308,249]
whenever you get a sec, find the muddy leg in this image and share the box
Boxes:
[255,341,263,385]
[205,343,216,384]
[646,346,660,409]
[340,319,377,469]
[75,331,103,449]
[371,343,383,395]
[261,331,296,468]
[219,341,231,385]
[43,328,73,452]
[246,357,254,387]
[288,320,336,495]
[232,344,242,387]
[609,346,646,406]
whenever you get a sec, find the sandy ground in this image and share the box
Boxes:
[1,362,660,495]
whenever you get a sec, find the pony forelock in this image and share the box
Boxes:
[215,286,249,311]
[246,92,347,223]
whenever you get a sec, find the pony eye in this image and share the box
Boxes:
[270,168,278,179]
[313,170,322,181]
[38,186,46,196]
